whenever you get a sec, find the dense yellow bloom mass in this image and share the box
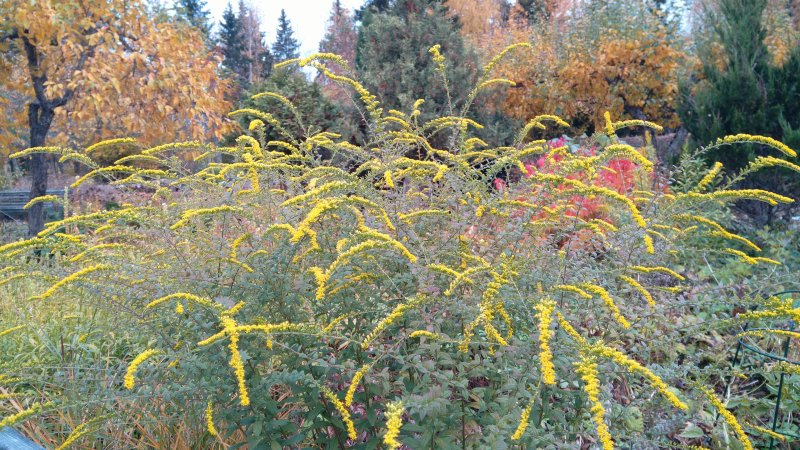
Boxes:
[535,298,557,385]
[383,401,405,449]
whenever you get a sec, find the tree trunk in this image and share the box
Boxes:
[27,102,54,237]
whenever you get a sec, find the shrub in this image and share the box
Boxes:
[2,46,799,449]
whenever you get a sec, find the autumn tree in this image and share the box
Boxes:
[318,1,358,102]
[0,0,232,235]
[272,9,300,63]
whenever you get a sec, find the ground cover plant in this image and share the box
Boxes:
[1,45,800,449]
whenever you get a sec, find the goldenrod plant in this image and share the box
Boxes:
[1,45,799,448]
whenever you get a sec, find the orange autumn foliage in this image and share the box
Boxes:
[0,0,232,160]
[448,1,687,134]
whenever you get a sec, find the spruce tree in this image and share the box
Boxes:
[679,0,772,168]
[355,0,478,119]
[272,9,300,63]
[219,2,246,84]
[176,0,211,37]
[679,0,800,222]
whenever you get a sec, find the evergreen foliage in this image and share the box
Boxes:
[218,1,273,92]
[176,0,211,37]
[679,0,800,222]
[271,9,300,63]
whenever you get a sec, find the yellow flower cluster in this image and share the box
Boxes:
[618,275,655,307]
[0,401,49,429]
[702,388,753,450]
[205,402,217,437]
[535,298,557,385]
[714,134,797,158]
[383,401,405,449]
[575,358,614,450]
[409,330,442,340]
[321,386,357,440]
[171,205,243,230]
[590,344,688,410]
[580,284,630,329]
[33,264,111,301]
[124,349,159,390]
[363,296,427,349]
[0,325,25,339]
[345,364,372,407]
[724,248,781,265]
[510,397,534,440]
[629,265,685,281]
[695,162,724,192]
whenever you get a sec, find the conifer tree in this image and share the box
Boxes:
[355,0,480,123]
[176,0,211,37]
[272,9,300,63]
[219,2,246,83]
[219,1,271,92]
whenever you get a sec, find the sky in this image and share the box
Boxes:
[204,0,366,57]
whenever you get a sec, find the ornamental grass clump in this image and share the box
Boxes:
[1,45,799,448]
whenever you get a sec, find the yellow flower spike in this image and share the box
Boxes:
[345,364,372,407]
[0,325,25,339]
[236,135,264,159]
[248,119,264,130]
[603,111,615,137]
[714,134,796,158]
[23,195,61,210]
[363,296,427,349]
[554,284,593,299]
[206,402,218,437]
[383,401,404,449]
[511,397,535,440]
[535,298,557,385]
[321,386,357,440]
[84,137,138,154]
[644,234,655,254]
[175,303,184,314]
[556,313,588,345]
[171,205,243,230]
[580,284,630,329]
[0,402,49,429]
[220,316,250,406]
[590,344,687,410]
[575,358,614,450]
[702,388,753,450]
[409,330,441,340]
[482,42,531,75]
[124,349,160,390]
[612,119,664,133]
[695,162,724,192]
[146,293,216,309]
[384,170,395,189]
[724,248,781,265]
[33,264,110,301]
[628,265,685,281]
[618,275,655,307]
